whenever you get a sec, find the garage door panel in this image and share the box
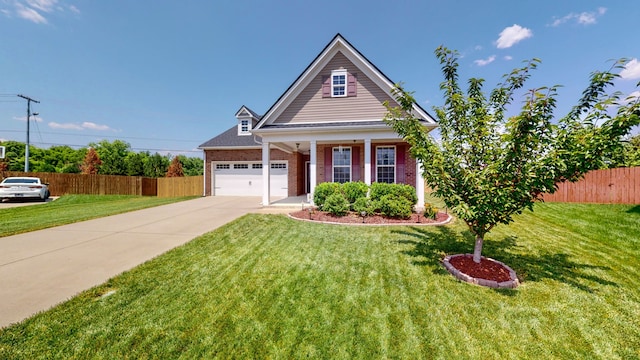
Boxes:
[213,162,287,197]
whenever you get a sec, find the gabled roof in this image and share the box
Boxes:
[198,125,260,149]
[234,105,262,120]
[254,33,436,130]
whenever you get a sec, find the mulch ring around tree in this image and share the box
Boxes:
[288,210,452,226]
[443,254,520,289]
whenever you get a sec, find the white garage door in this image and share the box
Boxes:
[213,162,288,197]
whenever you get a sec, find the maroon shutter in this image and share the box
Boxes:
[322,76,331,98]
[371,144,376,182]
[347,73,357,97]
[324,147,332,182]
[352,146,360,181]
[396,145,406,184]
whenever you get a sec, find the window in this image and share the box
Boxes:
[234,164,249,169]
[376,146,395,183]
[216,164,230,170]
[331,70,347,97]
[238,119,251,135]
[252,163,262,169]
[332,146,351,183]
[271,163,287,169]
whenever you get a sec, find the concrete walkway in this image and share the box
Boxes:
[0,196,285,328]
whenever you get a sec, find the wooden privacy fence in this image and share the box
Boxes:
[157,176,203,198]
[543,167,640,204]
[1,172,203,197]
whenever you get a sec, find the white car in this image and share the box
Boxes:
[0,177,50,202]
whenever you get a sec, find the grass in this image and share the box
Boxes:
[0,195,197,237]
[0,202,639,359]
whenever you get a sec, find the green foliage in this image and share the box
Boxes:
[352,197,376,216]
[369,182,417,204]
[322,192,350,216]
[385,46,640,261]
[423,203,438,220]
[378,194,413,219]
[0,140,202,177]
[313,182,341,207]
[342,181,369,204]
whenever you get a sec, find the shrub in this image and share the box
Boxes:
[370,182,417,205]
[342,181,369,204]
[323,192,350,216]
[352,197,376,216]
[378,194,413,219]
[313,182,341,207]
[423,203,438,220]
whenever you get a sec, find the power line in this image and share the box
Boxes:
[0,129,201,143]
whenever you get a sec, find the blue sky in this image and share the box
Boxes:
[1,0,639,157]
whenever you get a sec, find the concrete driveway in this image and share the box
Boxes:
[0,196,279,328]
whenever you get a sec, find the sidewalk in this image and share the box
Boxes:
[0,196,284,328]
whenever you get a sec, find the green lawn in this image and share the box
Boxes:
[0,195,196,237]
[1,202,639,359]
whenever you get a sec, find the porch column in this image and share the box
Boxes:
[309,140,317,204]
[262,141,270,206]
[364,138,372,185]
[416,159,425,209]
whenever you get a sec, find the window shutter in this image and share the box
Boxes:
[324,147,332,182]
[322,76,331,98]
[347,73,357,97]
[371,143,376,182]
[396,145,406,184]
[352,146,360,181]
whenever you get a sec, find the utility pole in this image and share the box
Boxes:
[17,94,40,172]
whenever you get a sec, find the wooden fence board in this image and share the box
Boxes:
[543,167,639,204]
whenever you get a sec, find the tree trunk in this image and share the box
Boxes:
[473,235,484,263]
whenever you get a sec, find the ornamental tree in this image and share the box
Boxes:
[385,46,640,263]
[166,156,184,177]
[81,147,102,175]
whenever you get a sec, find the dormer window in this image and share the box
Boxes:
[331,69,347,97]
[238,119,251,136]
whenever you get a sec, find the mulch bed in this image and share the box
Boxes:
[448,255,512,283]
[288,210,451,225]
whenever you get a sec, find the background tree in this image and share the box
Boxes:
[385,47,640,263]
[166,156,184,177]
[81,147,102,175]
[178,155,204,176]
[91,140,131,175]
[143,152,170,178]
[125,152,146,176]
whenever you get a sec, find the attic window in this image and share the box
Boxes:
[331,70,347,97]
[238,119,251,135]
[323,71,356,98]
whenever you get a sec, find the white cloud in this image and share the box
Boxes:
[551,7,607,27]
[504,55,513,61]
[49,122,83,130]
[82,122,111,131]
[620,58,640,80]
[15,3,47,24]
[474,55,496,66]
[14,115,43,122]
[26,0,57,12]
[7,0,78,24]
[48,121,113,131]
[474,45,483,51]
[623,91,640,104]
[495,24,532,49]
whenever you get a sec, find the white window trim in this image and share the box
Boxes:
[331,69,347,98]
[376,145,396,184]
[238,119,251,136]
[332,146,351,183]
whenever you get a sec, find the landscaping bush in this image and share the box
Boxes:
[378,194,413,219]
[342,181,369,204]
[370,182,417,205]
[352,197,376,216]
[313,182,341,207]
[423,203,438,220]
[323,192,350,216]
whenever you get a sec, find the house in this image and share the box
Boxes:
[199,33,437,207]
